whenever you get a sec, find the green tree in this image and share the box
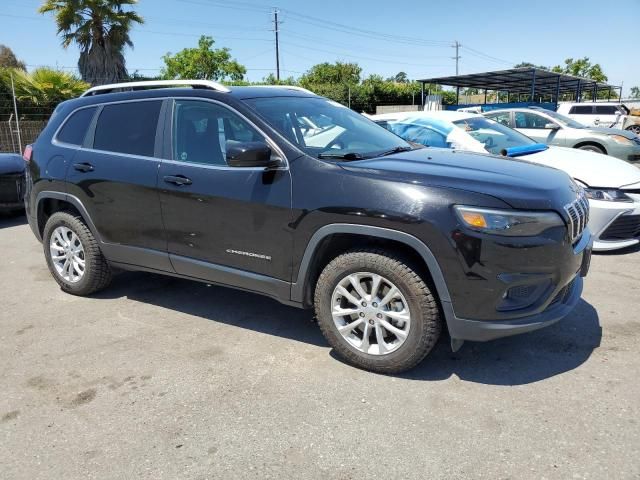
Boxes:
[39,0,143,86]
[551,57,607,82]
[299,62,362,86]
[514,61,549,70]
[629,86,640,99]
[0,45,26,70]
[161,36,246,82]
[388,71,408,83]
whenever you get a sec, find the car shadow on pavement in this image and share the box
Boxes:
[0,211,27,228]
[400,299,601,385]
[594,243,640,255]
[99,271,601,386]
[96,271,326,347]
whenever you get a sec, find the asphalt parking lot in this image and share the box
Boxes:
[1,213,639,480]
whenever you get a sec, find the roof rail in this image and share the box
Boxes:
[80,79,231,97]
[257,85,315,95]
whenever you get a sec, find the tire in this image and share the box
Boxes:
[42,211,112,295]
[626,125,640,136]
[577,144,605,154]
[314,249,441,374]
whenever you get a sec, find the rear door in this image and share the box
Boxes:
[158,98,293,287]
[593,105,621,128]
[65,99,171,270]
[568,105,597,126]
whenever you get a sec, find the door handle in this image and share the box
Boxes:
[73,162,94,172]
[163,175,192,186]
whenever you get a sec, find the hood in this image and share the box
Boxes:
[524,146,640,188]
[0,154,25,175]
[339,148,579,210]
[584,126,637,140]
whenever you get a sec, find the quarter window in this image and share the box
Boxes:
[93,101,162,157]
[172,100,265,166]
[57,107,97,146]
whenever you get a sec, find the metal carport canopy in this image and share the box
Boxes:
[418,67,618,96]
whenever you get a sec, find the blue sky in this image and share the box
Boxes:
[2,0,639,95]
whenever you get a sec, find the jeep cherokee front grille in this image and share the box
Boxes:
[564,190,589,243]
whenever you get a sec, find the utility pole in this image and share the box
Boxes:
[273,8,281,81]
[452,41,461,76]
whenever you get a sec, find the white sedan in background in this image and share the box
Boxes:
[372,110,640,252]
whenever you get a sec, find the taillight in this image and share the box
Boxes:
[23,145,32,163]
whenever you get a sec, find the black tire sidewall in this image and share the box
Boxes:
[42,212,100,295]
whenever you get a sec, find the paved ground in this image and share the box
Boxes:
[1,213,639,480]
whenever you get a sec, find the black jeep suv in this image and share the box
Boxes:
[25,80,592,373]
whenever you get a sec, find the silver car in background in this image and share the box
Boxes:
[484,107,640,163]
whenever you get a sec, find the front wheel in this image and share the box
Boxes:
[42,211,112,295]
[314,249,442,374]
[577,144,605,154]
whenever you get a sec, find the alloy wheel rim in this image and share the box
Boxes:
[50,226,86,283]
[331,272,411,355]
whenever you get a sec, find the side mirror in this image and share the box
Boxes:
[544,123,560,130]
[226,141,279,168]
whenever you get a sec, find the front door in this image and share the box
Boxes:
[158,98,293,288]
[513,111,564,146]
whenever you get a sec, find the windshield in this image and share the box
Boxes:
[542,109,587,129]
[452,116,535,155]
[244,97,410,159]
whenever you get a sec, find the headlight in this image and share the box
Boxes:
[583,188,633,202]
[608,135,634,145]
[454,206,564,236]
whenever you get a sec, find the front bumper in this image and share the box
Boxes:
[588,197,640,251]
[446,275,583,342]
[607,143,640,163]
[444,227,592,343]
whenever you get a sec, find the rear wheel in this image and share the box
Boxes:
[314,249,441,374]
[577,144,605,154]
[42,211,112,295]
[626,125,640,136]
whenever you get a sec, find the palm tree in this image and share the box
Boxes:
[39,0,143,85]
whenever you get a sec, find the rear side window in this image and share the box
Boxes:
[57,107,97,146]
[93,101,162,157]
[569,106,592,114]
[594,105,619,115]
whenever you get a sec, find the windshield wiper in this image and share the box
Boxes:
[317,152,364,160]
[377,146,413,157]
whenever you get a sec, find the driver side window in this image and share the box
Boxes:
[173,100,264,166]
[514,112,550,129]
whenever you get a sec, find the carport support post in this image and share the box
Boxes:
[593,84,597,102]
[484,89,487,104]
[555,74,561,105]
[575,80,581,102]
[530,69,536,103]
[456,86,460,106]
[420,82,425,108]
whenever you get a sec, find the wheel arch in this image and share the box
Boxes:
[35,192,101,242]
[291,224,452,310]
[573,141,607,154]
